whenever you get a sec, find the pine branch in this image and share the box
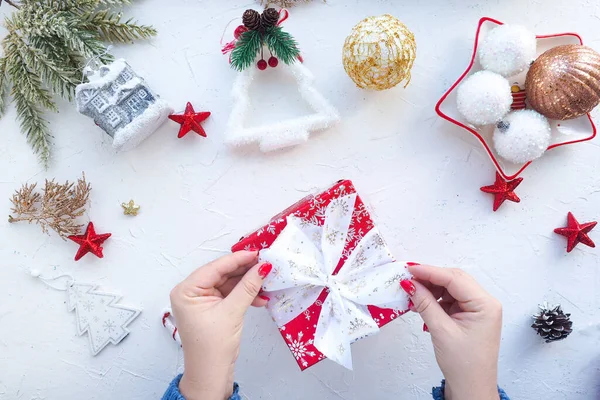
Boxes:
[95,0,133,7]
[265,26,300,65]
[1,0,21,9]
[5,34,54,165]
[21,0,94,9]
[14,10,108,61]
[79,10,156,43]
[4,34,57,112]
[29,35,83,72]
[51,16,108,59]
[230,30,262,71]
[12,90,52,166]
[0,58,8,117]
[11,32,78,99]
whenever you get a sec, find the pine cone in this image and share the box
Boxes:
[261,8,280,29]
[242,9,261,31]
[531,303,573,343]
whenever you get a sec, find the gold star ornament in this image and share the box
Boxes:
[121,200,140,216]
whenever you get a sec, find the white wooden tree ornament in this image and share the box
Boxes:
[225,61,340,152]
[32,271,141,356]
[67,283,141,356]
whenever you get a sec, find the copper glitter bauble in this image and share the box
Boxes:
[342,14,417,91]
[526,44,600,120]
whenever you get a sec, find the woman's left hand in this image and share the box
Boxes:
[169,251,272,400]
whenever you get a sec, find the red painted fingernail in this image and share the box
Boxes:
[259,294,270,301]
[258,262,273,278]
[408,300,415,311]
[423,323,429,332]
[406,262,420,266]
[248,246,259,252]
[400,280,416,296]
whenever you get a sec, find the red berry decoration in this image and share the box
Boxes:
[257,59,268,70]
[233,25,248,39]
[554,212,597,253]
[268,56,279,68]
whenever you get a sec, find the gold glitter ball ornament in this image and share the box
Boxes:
[342,14,416,91]
[526,44,600,120]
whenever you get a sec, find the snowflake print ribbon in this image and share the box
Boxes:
[259,193,411,369]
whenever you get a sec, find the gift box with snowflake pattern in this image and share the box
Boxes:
[232,180,414,370]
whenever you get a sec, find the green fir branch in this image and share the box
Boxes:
[13,89,52,167]
[79,10,157,43]
[0,58,8,116]
[96,0,133,7]
[4,35,57,112]
[230,30,262,72]
[51,18,107,59]
[12,33,78,99]
[35,0,96,10]
[29,35,83,71]
[5,33,55,166]
[265,26,300,65]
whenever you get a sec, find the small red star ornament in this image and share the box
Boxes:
[554,212,597,253]
[168,102,211,138]
[480,172,523,211]
[68,222,112,261]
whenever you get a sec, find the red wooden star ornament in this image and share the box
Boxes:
[168,102,211,138]
[480,172,523,211]
[68,222,112,261]
[554,212,597,253]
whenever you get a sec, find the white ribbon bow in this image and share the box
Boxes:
[260,193,411,369]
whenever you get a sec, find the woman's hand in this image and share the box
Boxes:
[400,265,502,400]
[169,251,272,400]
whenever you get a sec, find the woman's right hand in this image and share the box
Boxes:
[400,265,503,400]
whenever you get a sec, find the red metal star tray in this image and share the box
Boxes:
[435,17,597,182]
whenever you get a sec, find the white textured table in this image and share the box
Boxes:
[1,1,599,399]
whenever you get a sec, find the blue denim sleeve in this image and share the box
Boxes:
[432,380,509,400]
[162,374,241,400]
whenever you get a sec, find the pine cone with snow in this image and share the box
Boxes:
[531,303,573,343]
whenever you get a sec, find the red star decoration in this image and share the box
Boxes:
[480,172,523,212]
[168,102,211,138]
[554,212,597,253]
[68,222,112,261]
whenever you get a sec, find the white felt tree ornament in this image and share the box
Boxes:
[225,61,340,152]
[67,283,141,356]
[33,271,141,356]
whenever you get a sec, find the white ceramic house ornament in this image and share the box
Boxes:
[75,59,172,151]
[225,60,340,152]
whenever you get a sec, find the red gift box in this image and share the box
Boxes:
[231,179,411,370]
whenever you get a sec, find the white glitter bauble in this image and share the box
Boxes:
[493,109,551,164]
[479,24,537,77]
[456,70,512,126]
